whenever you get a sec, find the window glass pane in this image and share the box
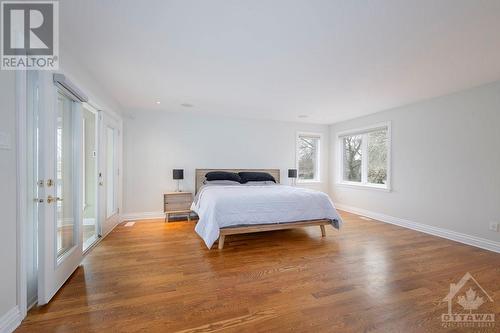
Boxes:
[342,135,362,182]
[368,129,388,184]
[106,127,116,217]
[298,136,319,180]
[56,94,75,259]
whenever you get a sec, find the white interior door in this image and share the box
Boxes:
[99,112,121,233]
[37,72,84,305]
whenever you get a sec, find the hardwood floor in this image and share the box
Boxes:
[17,211,500,332]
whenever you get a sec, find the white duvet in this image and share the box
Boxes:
[192,184,342,248]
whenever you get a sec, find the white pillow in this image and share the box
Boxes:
[242,181,276,186]
[203,180,241,186]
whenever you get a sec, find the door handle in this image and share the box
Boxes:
[47,195,62,204]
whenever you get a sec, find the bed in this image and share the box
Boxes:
[192,169,343,249]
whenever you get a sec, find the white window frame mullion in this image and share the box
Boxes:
[361,133,368,184]
[315,137,321,182]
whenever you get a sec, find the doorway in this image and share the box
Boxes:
[99,112,121,234]
[23,72,116,307]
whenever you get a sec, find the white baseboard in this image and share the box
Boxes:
[336,203,500,254]
[101,219,122,238]
[0,306,22,333]
[121,211,164,222]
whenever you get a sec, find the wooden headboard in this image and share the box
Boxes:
[195,169,280,193]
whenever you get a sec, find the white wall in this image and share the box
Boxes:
[0,71,19,325]
[59,44,121,114]
[330,81,500,244]
[123,111,329,215]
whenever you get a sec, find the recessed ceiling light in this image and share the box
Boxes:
[155,101,161,105]
[298,115,308,119]
[181,103,193,108]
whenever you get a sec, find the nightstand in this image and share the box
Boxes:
[164,192,193,223]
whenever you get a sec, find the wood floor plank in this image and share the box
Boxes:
[16,211,500,332]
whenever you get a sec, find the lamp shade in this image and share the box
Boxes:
[288,169,297,178]
[173,169,184,180]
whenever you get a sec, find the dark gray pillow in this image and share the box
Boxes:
[205,171,242,183]
[238,172,276,183]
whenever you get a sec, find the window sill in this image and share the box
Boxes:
[336,182,391,192]
[297,180,322,184]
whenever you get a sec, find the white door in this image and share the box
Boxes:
[99,112,121,233]
[36,72,84,304]
[82,104,101,251]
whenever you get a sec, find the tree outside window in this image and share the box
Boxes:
[339,124,390,189]
[297,134,320,181]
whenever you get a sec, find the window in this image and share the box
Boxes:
[338,123,390,190]
[296,133,321,182]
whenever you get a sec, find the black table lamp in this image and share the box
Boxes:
[173,169,184,192]
[288,169,297,186]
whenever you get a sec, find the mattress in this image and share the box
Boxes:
[192,184,342,248]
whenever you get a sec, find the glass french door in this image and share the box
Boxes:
[55,92,77,258]
[82,105,100,251]
[36,72,84,305]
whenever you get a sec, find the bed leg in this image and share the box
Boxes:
[218,235,225,250]
[320,225,326,237]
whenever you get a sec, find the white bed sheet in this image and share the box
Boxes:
[192,184,342,248]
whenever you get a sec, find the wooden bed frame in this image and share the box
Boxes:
[217,219,330,249]
[195,169,332,249]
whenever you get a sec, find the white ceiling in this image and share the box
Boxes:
[60,0,500,124]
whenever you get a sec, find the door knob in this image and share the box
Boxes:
[47,195,62,204]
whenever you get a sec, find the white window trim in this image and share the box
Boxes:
[296,131,322,184]
[336,121,392,191]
